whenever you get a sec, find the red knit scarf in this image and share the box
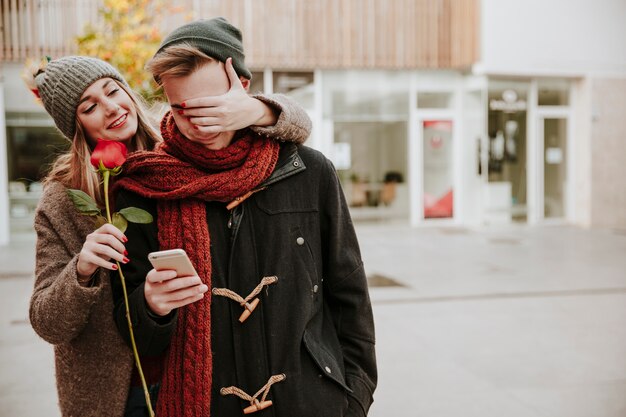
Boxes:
[115,112,280,416]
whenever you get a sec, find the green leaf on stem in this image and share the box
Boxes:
[112,212,128,233]
[94,215,107,229]
[119,207,153,224]
[66,189,101,216]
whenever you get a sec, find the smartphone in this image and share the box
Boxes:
[148,249,197,277]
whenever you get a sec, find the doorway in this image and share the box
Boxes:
[487,82,529,222]
[538,116,569,220]
[421,120,454,219]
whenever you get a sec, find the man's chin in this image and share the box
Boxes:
[189,132,232,150]
[197,132,221,141]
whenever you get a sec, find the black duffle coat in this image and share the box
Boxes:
[112,143,377,417]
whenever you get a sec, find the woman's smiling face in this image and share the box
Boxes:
[76,78,138,145]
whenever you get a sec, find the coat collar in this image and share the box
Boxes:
[260,143,306,188]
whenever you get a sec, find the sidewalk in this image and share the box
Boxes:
[362,224,626,417]
[0,234,57,416]
[1,224,626,416]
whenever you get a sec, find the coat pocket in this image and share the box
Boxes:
[303,329,352,393]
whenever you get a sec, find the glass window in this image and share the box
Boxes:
[334,121,409,219]
[272,71,315,109]
[6,121,68,233]
[330,90,408,119]
[538,79,570,106]
[323,71,410,119]
[6,125,68,184]
[417,92,454,109]
[324,70,411,221]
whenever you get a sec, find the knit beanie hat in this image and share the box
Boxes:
[32,56,128,140]
[155,17,251,79]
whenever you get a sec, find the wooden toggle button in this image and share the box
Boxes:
[239,298,260,323]
[243,400,273,414]
[226,191,254,211]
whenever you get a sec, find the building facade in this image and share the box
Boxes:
[1,0,625,244]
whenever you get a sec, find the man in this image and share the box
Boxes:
[113,17,376,417]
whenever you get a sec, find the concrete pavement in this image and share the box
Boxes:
[1,224,626,416]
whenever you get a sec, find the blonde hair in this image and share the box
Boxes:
[145,43,215,85]
[44,80,161,206]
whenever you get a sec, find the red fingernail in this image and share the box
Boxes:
[177,110,184,115]
[123,257,130,264]
[193,125,198,130]
[122,236,128,243]
[124,250,128,256]
[181,102,186,108]
[112,264,118,270]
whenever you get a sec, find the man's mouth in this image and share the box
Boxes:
[108,113,128,129]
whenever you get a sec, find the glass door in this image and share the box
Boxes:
[487,82,529,222]
[541,117,568,219]
[422,120,454,219]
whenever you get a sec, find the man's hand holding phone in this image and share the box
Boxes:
[145,249,208,316]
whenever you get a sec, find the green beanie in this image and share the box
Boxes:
[155,17,252,79]
[34,56,128,140]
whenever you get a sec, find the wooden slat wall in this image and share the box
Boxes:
[191,0,479,69]
[0,0,100,62]
[1,0,479,69]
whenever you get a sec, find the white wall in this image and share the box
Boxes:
[478,0,626,77]
[589,78,626,230]
[460,86,486,225]
[4,63,44,112]
[572,78,592,227]
[0,79,9,245]
[1,63,48,245]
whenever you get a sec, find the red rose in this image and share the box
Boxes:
[90,139,128,169]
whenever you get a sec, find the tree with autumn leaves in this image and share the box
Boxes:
[76,0,189,101]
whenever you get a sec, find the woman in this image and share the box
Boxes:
[26,55,312,417]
